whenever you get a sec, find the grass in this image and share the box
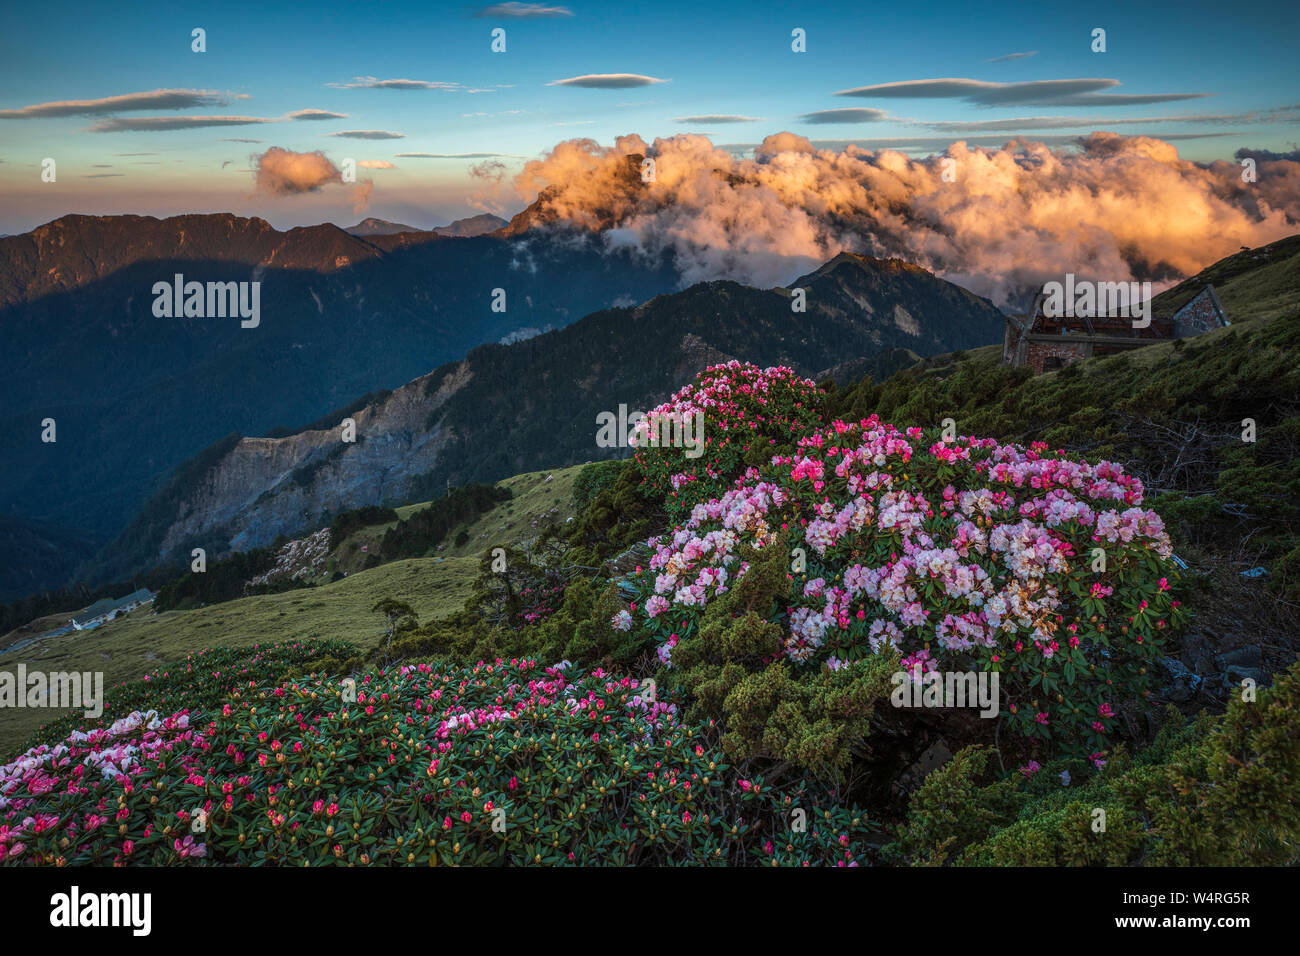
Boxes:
[333,464,585,573]
[0,463,590,750]
[0,555,476,750]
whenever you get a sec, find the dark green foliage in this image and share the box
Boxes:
[571,459,626,513]
[328,504,399,548]
[153,546,298,612]
[0,516,103,604]
[562,462,666,570]
[827,312,1300,595]
[889,660,1300,866]
[76,432,243,586]
[378,483,511,560]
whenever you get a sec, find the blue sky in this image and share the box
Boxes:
[1,0,1297,232]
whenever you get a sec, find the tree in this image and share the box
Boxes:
[372,598,417,653]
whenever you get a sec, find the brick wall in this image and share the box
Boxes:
[1173,287,1228,338]
[1025,340,1089,375]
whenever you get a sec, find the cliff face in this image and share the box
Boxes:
[0,212,679,561]
[117,251,1006,572]
[156,363,473,556]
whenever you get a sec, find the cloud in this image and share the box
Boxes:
[326,129,405,139]
[473,2,574,16]
[352,181,374,213]
[0,88,228,119]
[90,115,278,132]
[796,133,1240,152]
[253,146,342,194]
[468,159,511,215]
[395,151,513,158]
[222,138,264,143]
[921,113,1246,132]
[330,76,462,90]
[507,130,1299,305]
[800,108,890,124]
[288,109,348,120]
[1237,146,1300,163]
[357,160,396,168]
[835,78,1209,107]
[674,115,765,124]
[548,74,668,88]
[988,51,1037,62]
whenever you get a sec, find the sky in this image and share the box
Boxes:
[1,0,1298,234]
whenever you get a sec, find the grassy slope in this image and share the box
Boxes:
[332,464,584,574]
[0,464,587,750]
[0,557,474,749]
[1151,233,1300,322]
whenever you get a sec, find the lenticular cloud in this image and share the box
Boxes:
[512,132,1300,305]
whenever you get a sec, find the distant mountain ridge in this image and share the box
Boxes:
[0,211,680,594]
[343,214,507,238]
[86,251,1007,582]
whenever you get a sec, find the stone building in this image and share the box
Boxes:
[1003,284,1229,374]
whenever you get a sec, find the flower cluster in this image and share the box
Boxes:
[624,412,1184,757]
[632,361,823,520]
[1,644,874,867]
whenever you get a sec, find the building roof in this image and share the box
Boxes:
[73,588,154,623]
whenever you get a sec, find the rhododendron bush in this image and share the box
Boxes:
[625,365,1185,761]
[632,361,823,521]
[1,645,873,866]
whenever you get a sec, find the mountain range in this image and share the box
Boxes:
[344,214,508,238]
[0,212,681,597]
[82,250,1008,584]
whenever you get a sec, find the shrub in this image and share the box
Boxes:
[622,411,1185,762]
[892,661,1300,866]
[3,640,357,762]
[329,505,399,549]
[379,483,511,560]
[631,361,823,522]
[1,654,876,866]
[572,460,626,513]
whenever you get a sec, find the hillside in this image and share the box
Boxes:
[0,213,679,590]
[1150,233,1300,321]
[88,251,1005,582]
[4,311,1297,865]
[0,464,584,747]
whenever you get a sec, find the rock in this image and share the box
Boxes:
[1222,665,1268,689]
[915,740,953,775]
[1180,630,1216,676]
[1215,645,1263,670]
[1157,656,1202,702]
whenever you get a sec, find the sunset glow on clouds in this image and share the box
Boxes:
[0,0,1295,289]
